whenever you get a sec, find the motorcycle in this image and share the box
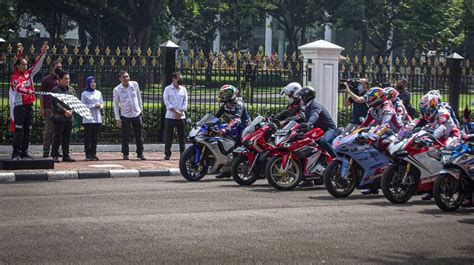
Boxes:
[179,113,241,181]
[231,115,278,186]
[323,126,391,198]
[264,121,333,190]
[433,139,474,211]
[381,129,444,204]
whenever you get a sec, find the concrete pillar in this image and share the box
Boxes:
[265,16,273,55]
[299,40,344,126]
[324,24,332,42]
[278,32,285,60]
[213,28,221,53]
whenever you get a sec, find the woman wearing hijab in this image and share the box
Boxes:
[81,76,103,161]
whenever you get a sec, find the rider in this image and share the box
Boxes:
[385,86,412,125]
[359,87,404,195]
[294,86,337,187]
[408,93,462,200]
[273,82,306,126]
[214,84,251,179]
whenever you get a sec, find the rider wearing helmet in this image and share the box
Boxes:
[295,86,337,187]
[360,87,403,133]
[426,90,460,127]
[273,82,306,126]
[359,87,403,195]
[385,86,412,124]
[214,84,251,179]
[417,93,460,145]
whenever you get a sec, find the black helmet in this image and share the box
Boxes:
[295,86,316,103]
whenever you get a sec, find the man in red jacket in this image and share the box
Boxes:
[9,42,48,160]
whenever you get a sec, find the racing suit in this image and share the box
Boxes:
[10,50,46,157]
[273,98,306,125]
[413,106,461,146]
[215,97,251,139]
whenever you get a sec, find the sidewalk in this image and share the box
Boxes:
[0,145,183,183]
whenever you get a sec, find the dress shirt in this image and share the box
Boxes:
[163,83,188,120]
[113,81,143,120]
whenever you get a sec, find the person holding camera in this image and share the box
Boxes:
[342,79,369,134]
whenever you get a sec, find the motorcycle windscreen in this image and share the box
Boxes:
[241,116,264,139]
[196,113,218,126]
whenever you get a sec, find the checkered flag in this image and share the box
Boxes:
[35,91,95,122]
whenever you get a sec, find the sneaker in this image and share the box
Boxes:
[85,155,93,161]
[20,153,34,159]
[164,156,171,160]
[62,156,75,162]
[92,156,99,161]
[52,157,60,163]
[421,193,433,200]
[215,172,231,179]
[123,155,129,160]
[361,189,379,195]
[137,154,147,160]
[12,155,21,161]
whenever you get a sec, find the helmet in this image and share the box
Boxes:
[384,87,399,102]
[419,94,439,120]
[219,84,238,102]
[427,90,442,102]
[295,86,316,103]
[281,82,302,98]
[365,87,387,107]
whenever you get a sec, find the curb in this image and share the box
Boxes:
[0,168,179,183]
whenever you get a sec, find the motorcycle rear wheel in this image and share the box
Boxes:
[179,146,209,181]
[433,174,466,212]
[324,160,357,198]
[381,164,419,204]
[265,156,302,190]
[231,155,259,186]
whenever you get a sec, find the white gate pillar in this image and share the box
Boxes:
[299,40,344,126]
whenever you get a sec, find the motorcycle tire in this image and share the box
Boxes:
[324,160,356,198]
[433,174,465,212]
[381,164,419,204]
[231,155,259,186]
[179,146,209,181]
[265,156,302,190]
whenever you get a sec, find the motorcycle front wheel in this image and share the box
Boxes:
[231,155,259,186]
[265,156,302,190]
[179,146,209,181]
[381,163,419,204]
[433,174,466,212]
[324,160,357,198]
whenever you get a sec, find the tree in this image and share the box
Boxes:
[0,0,21,41]
[256,0,327,56]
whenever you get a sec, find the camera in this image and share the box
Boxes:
[339,78,359,93]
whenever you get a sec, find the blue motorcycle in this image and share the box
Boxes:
[433,139,474,211]
[323,126,393,198]
[179,114,243,181]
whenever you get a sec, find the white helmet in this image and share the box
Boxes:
[281,82,302,103]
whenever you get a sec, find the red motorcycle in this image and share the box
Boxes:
[264,121,334,190]
[231,116,278,185]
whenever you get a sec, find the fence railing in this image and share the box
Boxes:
[0,42,472,145]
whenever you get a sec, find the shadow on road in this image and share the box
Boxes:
[249,186,326,193]
[458,218,474,225]
[308,194,384,201]
[417,208,474,216]
[364,199,434,208]
[166,178,234,183]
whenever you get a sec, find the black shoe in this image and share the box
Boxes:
[58,153,63,158]
[43,152,50,158]
[12,155,21,161]
[215,172,231,179]
[137,154,147,160]
[52,157,60,163]
[62,156,75,162]
[92,155,99,161]
[20,153,34,159]
[85,155,93,161]
[361,189,379,195]
[299,180,314,187]
[164,156,170,160]
[421,193,433,200]
[123,155,129,160]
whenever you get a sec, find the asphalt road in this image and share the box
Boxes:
[0,176,473,264]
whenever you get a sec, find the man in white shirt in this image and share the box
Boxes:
[113,70,146,160]
[163,72,188,160]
